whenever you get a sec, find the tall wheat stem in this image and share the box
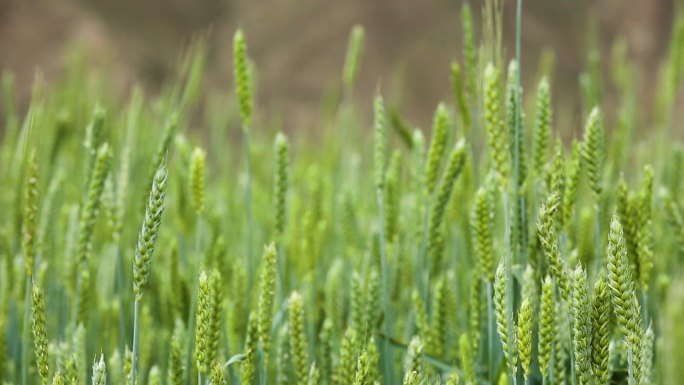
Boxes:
[130,296,140,385]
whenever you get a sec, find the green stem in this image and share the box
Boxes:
[376,187,395,385]
[130,298,140,385]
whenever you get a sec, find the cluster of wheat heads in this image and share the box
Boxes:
[2,1,684,385]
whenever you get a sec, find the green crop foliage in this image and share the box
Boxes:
[2,5,684,385]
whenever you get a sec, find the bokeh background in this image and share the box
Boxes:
[0,0,676,131]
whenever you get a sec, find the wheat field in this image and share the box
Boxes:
[1,1,684,385]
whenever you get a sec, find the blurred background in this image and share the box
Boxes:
[0,0,676,131]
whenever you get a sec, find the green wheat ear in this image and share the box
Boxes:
[467,274,482,353]
[538,275,554,380]
[505,59,526,183]
[537,194,571,303]
[273,132,289,239]
[288,291,309,385]
[637,165,654,292]
[22,150,38,280]
[240,311,258,385]
[352,350,370,385]
[307,363,320,385]
[148,366,161,385]
[276,327,290,385]
[472,185,495,282]
[484,63,510,187]
[427,140,467,270]
[123,346,132,384]
[367,337,381,383]
[389,108,414,149]
[169,330,184,385]
[343,25,365,90]
[428,278,448,357]
[77,143,112,265]
[31,283,49,385]
[189,147,206,216]
[451,61,471,129]
[591,275,610,385]
[581,106,604,196]
[424,103,449,197]
[446,372,460,385]
[532,76,551,177]
[210,363,226,385]
[572,265,592,385]
[403,335,424,377]
[350,271,365,331]
[517,296,533,379]
[233,29,253,130]
[91,354,107,385]
[364,269,381,343]
[52,371,65,385]
[402,370,421,385]
[195,271,213,374]
[461,2,478,100]
[606,214,643,382]
[334,327,358,385]
[84,106,106,177]
[553,303,567,385]
[208,270,222,367]
[384,150,401,243]
[257,242,277,364]
[133,161,167,299]
[549,140,565,201]
[641,324,655,384]
[316,319,331,383]
[494,259,517,377]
